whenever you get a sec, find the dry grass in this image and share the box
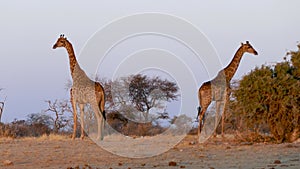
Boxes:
[20,133,70,141]
[0,136,14,142]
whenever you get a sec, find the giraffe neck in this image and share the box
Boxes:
[64,42,84,80]
[223,46,245,82]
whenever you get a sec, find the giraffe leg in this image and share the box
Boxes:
[221,110,225,138]
[91,104,103,141]
[201,110,206,127]
[99,98,105,140]
[198,82,212,143]
[198,104,209,136]
[79,104,85,140]
[221,88,231,138]
[197,107,202,136]
[198,95,211,135]
[99,96,106,121]
[70,90,77,140]
[198,109,205,133]
[100,113,104,140]
[220,99,226,138]
[197,113,202,142]
[214,100,221,137]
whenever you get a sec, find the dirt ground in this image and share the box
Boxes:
[0,134,299,169]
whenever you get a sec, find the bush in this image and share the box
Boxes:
[0,122,16,138]
[232,45,300,143]
[0,114,54,138]
[106,111,166,136]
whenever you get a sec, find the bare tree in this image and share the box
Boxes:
[44,99,72,133]
[0,101,4,123]
[0,88,6,123]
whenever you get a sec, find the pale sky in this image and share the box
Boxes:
[1,0,300,122]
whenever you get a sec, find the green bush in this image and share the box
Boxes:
[232,45,300,143]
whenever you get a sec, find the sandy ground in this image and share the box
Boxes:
[0,134,299,169]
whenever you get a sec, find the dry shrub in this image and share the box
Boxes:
[0,120,52,138]
[121,121,165,137]
[106,111,166,137]
[188,128,198,135]
[0,123,16,138]
[232,50,300,143]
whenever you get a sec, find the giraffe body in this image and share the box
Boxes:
[197,41,258,140]
[53,35,106,140]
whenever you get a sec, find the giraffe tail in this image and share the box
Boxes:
[102,110,106,121]
[196,106,202,120]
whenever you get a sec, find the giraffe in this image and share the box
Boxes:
[197,41,258,139]
[53,34,106,140]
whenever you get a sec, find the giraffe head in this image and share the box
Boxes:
[53,34,68,49]
[241,41,258,55]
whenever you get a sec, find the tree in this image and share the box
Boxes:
[232,44,300,142]
[289,44,300,78]
[0,88,6,122]
[102,74,179,122]
[103,77,131,112]
[0,100,4,123]
[44,99,72,133]
[128,74,179,121]
[98,74,179,136]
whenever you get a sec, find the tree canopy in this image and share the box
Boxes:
[102,74,179,122]
[129,74,179,117]
[232,44,300,142]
